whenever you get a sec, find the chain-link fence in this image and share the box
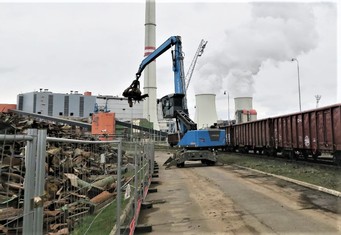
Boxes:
[0,129,154,235]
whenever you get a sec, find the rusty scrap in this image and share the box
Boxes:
[0,112,130,234]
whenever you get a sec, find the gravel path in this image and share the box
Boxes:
[138,151,341,234]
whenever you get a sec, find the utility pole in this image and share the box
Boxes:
[315,95,321,108]
[224,91,230,123]
[291,58,302,112]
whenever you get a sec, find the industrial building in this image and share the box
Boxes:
[96,96,173,133]
[95,95,144,121]
[16,89,173,133]
[15,89,258,129]
[0,104,16,113]
[17,89,96,118]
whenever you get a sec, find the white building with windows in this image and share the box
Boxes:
[17,89,96,118]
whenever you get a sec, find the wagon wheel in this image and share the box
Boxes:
[288,151,295,160]
[312,153,319,161]
[293,152,299,161]
[333,152,341,166]
[302,151,308,160]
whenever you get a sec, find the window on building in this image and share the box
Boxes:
[33,94,37,113]
[18,95,24,111]
[48,95,53,116]
[64,96,69,116]
[79,96,84,117]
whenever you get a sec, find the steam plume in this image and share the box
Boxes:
[195,3,319,97]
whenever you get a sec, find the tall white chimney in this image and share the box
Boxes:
[143,0,159,130]
[194,94,218,129]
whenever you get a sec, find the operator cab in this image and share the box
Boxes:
[160,93,185,118]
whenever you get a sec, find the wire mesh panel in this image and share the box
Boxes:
[0,130,35,235]
[44,137,124,235]
[0,111,155,235]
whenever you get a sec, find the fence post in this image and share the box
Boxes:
[150,143,154,176]
[34,129,47,234]
[23,129,37,235]
[138,143,142,199]
[116,138,122,235]
[134,141,138,228]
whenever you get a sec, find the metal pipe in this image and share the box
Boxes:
[23,129,37,235]
[47,137,120,144]
[0,134,34,141]
[34,129,47,234]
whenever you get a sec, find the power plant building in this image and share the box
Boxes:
[95,96,144,121]
[16,90,170,128]
[17,89,96,118]
[16,89,173,134]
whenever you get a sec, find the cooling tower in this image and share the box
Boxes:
[234,97,253,110]
[194,94,218,129]
[234,97,257,124]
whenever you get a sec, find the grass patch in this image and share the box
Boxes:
[71,196,129,235]
[218,153,341,192]
[71,169,134,235]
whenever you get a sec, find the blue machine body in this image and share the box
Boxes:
[178,129,226,148]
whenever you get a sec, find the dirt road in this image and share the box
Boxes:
[138,151,341,234]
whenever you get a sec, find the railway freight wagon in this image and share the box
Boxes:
[231,118,273,154]
[223,103,341,164]
[273,103,341,163]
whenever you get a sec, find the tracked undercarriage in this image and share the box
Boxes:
[163,149,218,168]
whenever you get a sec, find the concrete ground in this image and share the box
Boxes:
[138,151,341,235]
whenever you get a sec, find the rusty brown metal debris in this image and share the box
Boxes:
[0,112,130,234]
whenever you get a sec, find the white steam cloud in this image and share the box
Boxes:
[195,3,319,97]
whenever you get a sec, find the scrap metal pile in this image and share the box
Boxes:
[0,112,88,138]
[0,112,131,234]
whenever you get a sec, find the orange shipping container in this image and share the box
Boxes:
[91,112,116,136]
[0,104,16,113]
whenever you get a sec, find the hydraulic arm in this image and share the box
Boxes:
[123,36,186,108]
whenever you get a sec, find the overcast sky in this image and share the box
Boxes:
[0,0,339,120]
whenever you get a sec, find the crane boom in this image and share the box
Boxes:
[185,39,207,92]
[123,36,186,107]
[136,36,185,94]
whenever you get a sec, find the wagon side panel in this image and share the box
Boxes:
[332,105,341,151]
